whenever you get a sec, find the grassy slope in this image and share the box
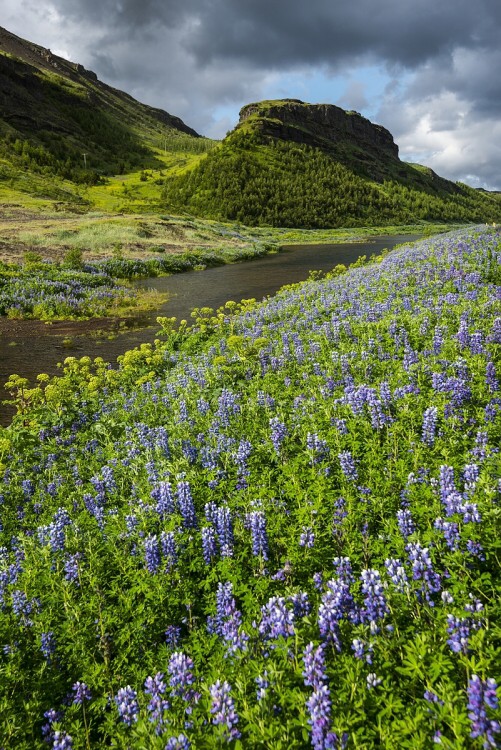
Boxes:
[0,27,216,208]
[161,107,501,228]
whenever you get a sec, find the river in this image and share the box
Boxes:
[0,235,420,424]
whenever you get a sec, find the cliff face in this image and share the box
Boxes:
[237,99,400,179]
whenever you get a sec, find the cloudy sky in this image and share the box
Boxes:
[3,0,501,189]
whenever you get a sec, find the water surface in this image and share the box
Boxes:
[0,235,419,424]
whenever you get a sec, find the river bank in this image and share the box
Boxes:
[0,234,422,424]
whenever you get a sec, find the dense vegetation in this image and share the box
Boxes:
[1,228,500,748]
[162,132,501,227]
[0,46,204,188]
[0,255,135,319]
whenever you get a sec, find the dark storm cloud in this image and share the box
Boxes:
[47,0,198,30]
[48,0,501,70]
[184,0,479,69]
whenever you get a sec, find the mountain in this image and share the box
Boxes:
[0,26,200,186]
[1,27,500,228]
[162,99,501,227]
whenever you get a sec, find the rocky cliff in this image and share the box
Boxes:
[236,99,400,180]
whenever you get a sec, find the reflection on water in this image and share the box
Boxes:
[0,235,420,424]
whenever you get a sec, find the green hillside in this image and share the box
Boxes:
[162,100,501,227]
[0,26,214,203]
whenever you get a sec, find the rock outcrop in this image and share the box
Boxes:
[236,99,400,180]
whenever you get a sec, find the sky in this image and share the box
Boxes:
[2,0,501,190]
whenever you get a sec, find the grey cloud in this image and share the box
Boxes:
[184,0,494,69]
[47,0,198,30]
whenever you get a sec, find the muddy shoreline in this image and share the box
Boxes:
[0,314,145,339]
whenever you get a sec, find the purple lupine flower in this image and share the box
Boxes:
[52,731,73,750]
[221,607,249,657]
[318,578,355,651]
[160,531,177,571]
[269,418,288,455]
[434,518,461,551]
[72,681,91,704]
[467,675,500,748]
[165,734,191,749]
[334,417,349,434]
[332,497,347,540]
[125,514,139,534]
[443,491,464,517]
[488,317,501,344]
[303,642,327,689]
[246,510,269,560]
[432,326,445,354]
[255,672,269,701]
[144,534,161,574]
[439,465,456,504]
[307,433,330,464]
[208,582,234,637]
[300,527,315,548]
[176,482,197,529]
[366,674,382,689]
[115,686,139,726]
[470,331,484,354]
[397,509,415,539]
[384,558,409,592]
[290,591,311,619]
[333,556,355,585]
[63,553,81,585]
[165,625,182,649]
[463,463,480,495]
[234,439,252,489]
[446,615,480,654]
[471,431,489,462]
[204,502,218,524]
[216,389,240,424]
[359,569,388,626]
[313,572,323,590]
[144,672,169,730]
[461,502,482,524]
[214,506,234,558]
[168,652,195,699]
[351,639,373,664]
[466,540,485,560]
[306,683,332,750]
[151,481,176,517]
[338,451,358,481]
[457,318,470,349]
[464,593,484,614]
[486,361,499,392]
[41,708,63,744]
[201,526,218,564]
[259,597,295,642]
[41,631,56,663]
[406,543,441,605]
[422,407,438,446]
[209,680,241,741]
[424,690,443,705]
[207,581,249,656]
[22,479,35,498]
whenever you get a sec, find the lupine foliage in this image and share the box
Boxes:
[0,262,134,319]
[0,227,500,748]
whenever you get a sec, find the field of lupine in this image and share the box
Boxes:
[0,262,135,319]
[0,227,500,749]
